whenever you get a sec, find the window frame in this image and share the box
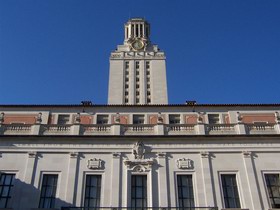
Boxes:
[0,173,16,208]
[176,174,195,208]
[263,172,280,208]
[169,114,181,124]
[133,115,145,124]
[131,174,147,208]
[57,114,71,125]
[96,115,109,125]
[208,114,220,124]
[38,173,59,208]
[219,172,241,209]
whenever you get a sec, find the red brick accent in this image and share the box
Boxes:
[4,114,37,124]
[241,114,275,123]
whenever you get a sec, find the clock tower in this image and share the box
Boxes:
[108,18,168,104]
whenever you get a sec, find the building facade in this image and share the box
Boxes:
[1,19,280,210]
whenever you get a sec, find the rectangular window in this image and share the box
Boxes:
[84,175,101,208]
[0,173,15,208]
[133,115,145,124]
[177,175,194,208]
[125,61,129,69]
[265,174,280,208]
[57,114,70,125]
[221,174,241,208]
[39,174,58,208]
[136,61,140,69]
[97,115,109,124]
[208,114,220,124]
[169,114,180,124]
[146,62,150,69]
[131,175,147,208]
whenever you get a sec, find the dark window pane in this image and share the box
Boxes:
[0,174,15,208]
[84,175,101,208]
[39,174,58,208]
[221,174,241,208]
[265,174,280,208]
[131,175,147,208]
[177,175,194,208]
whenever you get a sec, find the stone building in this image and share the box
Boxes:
[0,18,280,210]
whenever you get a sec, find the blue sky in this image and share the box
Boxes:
[0,0,280,105]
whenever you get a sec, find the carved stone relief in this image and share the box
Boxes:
[87,158,102,169]
[176,158,194,169]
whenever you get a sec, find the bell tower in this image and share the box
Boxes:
[108,18,168,104]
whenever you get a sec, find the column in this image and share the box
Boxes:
[242,151,263,209]
[200,152,215,207]
[65,152,79,205]
[110,153,121,207]
[157,153,169,207]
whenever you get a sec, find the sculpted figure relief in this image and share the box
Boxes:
[133,141,145,159]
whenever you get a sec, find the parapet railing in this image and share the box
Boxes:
[61,207,218,210]
[0,123,279,136]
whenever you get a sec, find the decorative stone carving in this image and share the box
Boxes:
[124,159,154,172]
[0,112,5,124]
[70,152,78,158]
[28,151,37,158]
[200,151,210,158]
[133,141,145,159]
[237,112,243,124]
[177,158,194,169]
[87,158,102,169]
[243,151,252,158]
[115,113,120,124]
[75,113,81,124]
[197,112,204,124]
[36,112,42,124]
[112,152,121,158]
[157,112,164,124]
[275,112,280,124]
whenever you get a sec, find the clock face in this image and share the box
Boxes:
[131,40,144,51]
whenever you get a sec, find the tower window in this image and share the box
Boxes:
[136,71,139,76]
[125,61,129,69]
[136,77,140,82]
[136,91,140,96]
[136,62,140,69]
[125,84,129,88]
[136,84,140,89]
[147,91,151,96]
[147,84,150,89]
[125,98,129,103]
[146,62,150,69]
[146,71,150,76]
[147,78,150,82]
[125,91,128,96]
[147,98,151,103]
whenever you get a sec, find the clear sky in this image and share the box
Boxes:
[0,0,280,105]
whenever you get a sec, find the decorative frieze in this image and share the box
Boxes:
[87,158,102,169]
[176,158,194,169]
[124,158,154,172]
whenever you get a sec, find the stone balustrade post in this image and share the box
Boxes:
[274,123,280,134]
[235,123,247,134]
[31,124,41,135]
[71,124,81,135]
[195,123,206,135]
[155,124,165,135]
[112,124,121,135]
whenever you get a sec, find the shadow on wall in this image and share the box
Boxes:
[6,176,73,210]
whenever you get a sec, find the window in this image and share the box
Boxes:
[136,91,140,96]
[147,98,151,103]
[133,115,144,124]
[169,114,180,124]
[39,174,58,208]
[84,175,101,208]
[136,77,140,82]
[125,61,129,69]
[221,174,241,208]
[125,91,129,96]
[208,114,220,124]
[136,71,139,76]
[177,175,194,208]
[131,175,147,208]
[136,98,140,104]
[146,62,150,69]
[265,174,280,208]
[136,84,140,89]
[57,114,70,125]
[136,61,140,69]
[147,84,150,89]
[146,70,150,76]
[125,98,129,103]
[125,84,129,88]
[0,173,15,208]
[97,115,109,124]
